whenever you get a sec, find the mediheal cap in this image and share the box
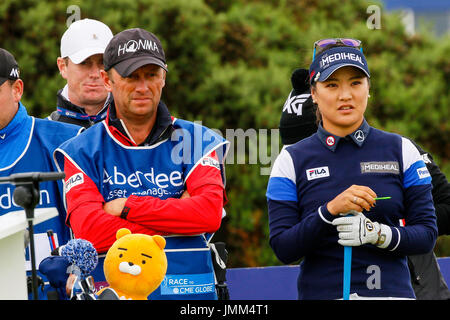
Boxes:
[309,46,370,84]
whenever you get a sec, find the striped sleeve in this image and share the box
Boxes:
[266,148,298,202]
[402,137,432,188]
[383,137,437,255]
[266,148,336,263]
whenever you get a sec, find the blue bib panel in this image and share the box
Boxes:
[55,118,229,300]
[0,103,81,299]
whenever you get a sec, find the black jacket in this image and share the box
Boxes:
[406,139,450,300]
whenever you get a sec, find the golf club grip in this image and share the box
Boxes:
[343,246,352,300]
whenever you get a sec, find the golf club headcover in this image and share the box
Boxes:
[39,255,71,288]
[39,255,71,299]
[60,238,98,279]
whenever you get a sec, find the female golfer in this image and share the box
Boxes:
[266,39,437,299]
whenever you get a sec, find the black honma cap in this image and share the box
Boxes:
[103,28,167,77]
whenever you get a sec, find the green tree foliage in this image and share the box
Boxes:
[1,0,449,267]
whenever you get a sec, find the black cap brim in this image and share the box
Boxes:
[113,56,168,77]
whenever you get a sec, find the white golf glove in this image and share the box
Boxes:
[332,211,391,248]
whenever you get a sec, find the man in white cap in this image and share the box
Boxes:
[48,19,113,128]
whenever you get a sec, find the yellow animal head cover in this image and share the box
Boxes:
[103,228,167,300]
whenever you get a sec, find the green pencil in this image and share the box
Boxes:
[374,196,391,200]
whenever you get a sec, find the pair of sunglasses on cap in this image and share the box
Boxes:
[309,37,370,84]
[312,38,362,59]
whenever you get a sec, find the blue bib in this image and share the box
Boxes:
[0,103,81,299]
[55,118,229,300]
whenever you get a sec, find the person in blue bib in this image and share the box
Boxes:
[0,48,83,299]
[54,28,229,300]
[266,39,438,299]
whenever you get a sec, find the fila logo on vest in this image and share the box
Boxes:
[306,166,330,181]
[201,155,220,170]
[65,173,84,193]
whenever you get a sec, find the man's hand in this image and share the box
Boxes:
[180,190,190,199]
[103,190,191,217]
[103,197,127,217]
